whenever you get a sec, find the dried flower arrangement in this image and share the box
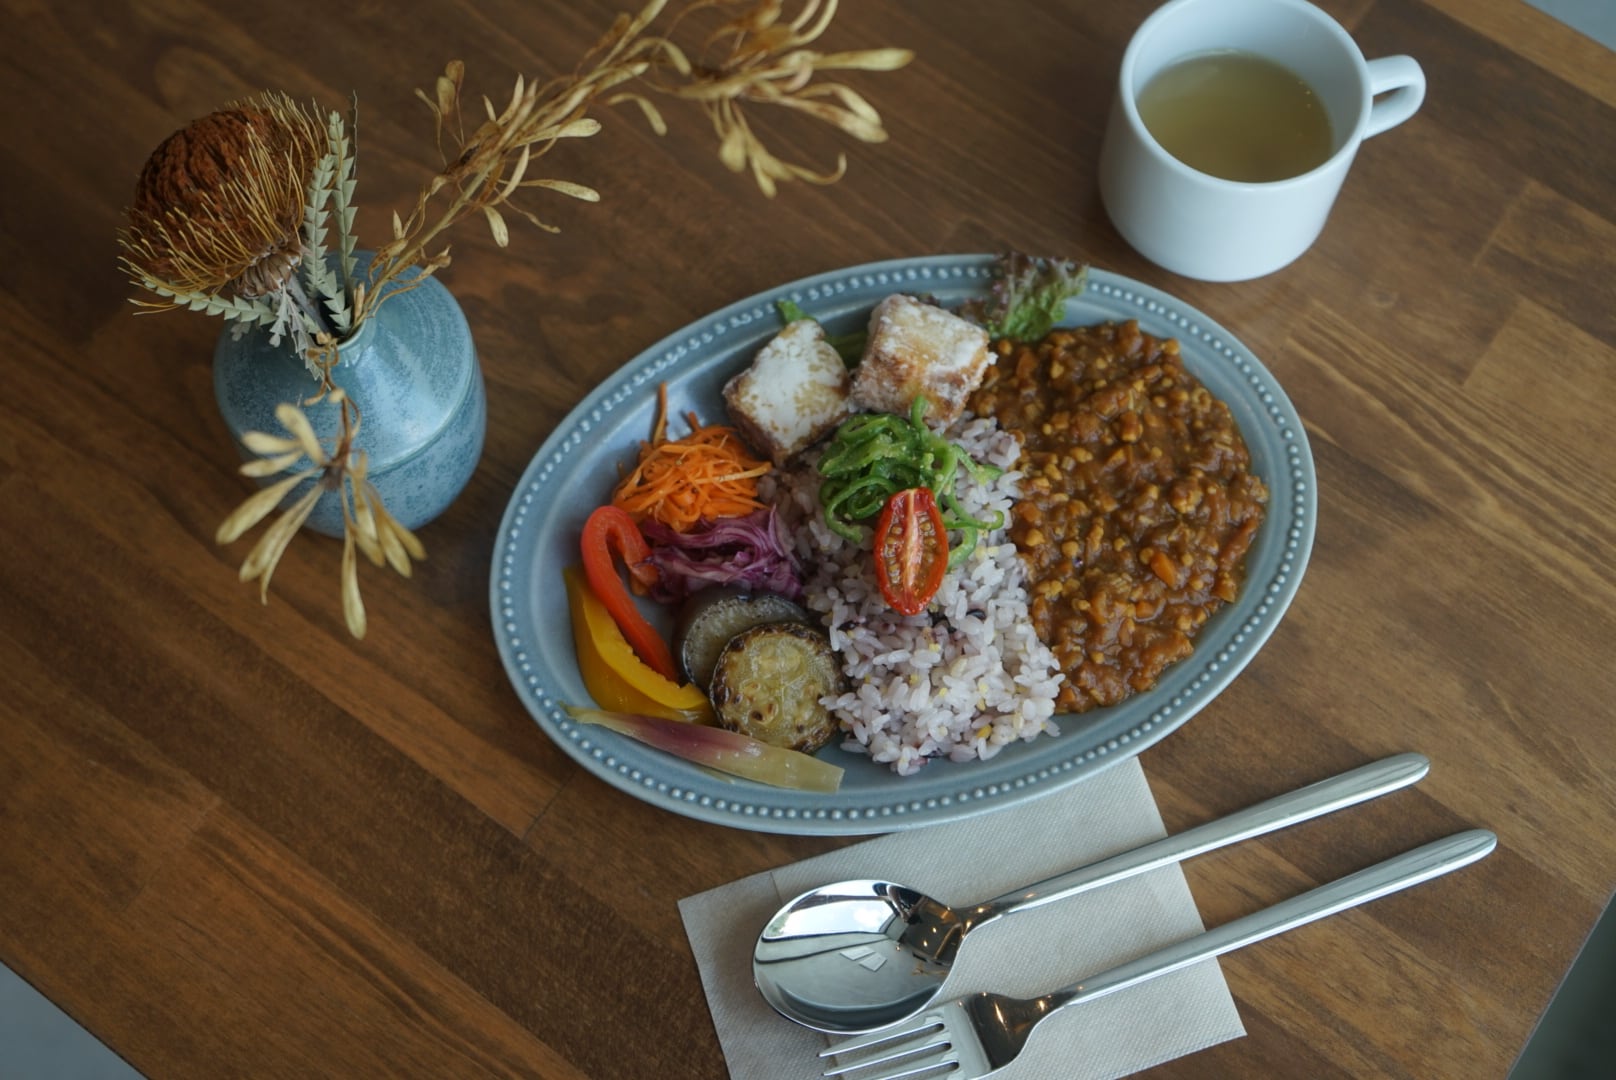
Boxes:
[118,0,911,638]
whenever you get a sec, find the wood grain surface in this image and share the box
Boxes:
[2,1,1612,1077]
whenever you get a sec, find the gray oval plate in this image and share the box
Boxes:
[490,255,1315,835]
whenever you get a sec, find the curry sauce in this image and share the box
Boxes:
[966,321,1268,712]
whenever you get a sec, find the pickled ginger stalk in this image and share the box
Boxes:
[564,706,844,793]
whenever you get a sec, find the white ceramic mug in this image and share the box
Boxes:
[1098,0,1425,282]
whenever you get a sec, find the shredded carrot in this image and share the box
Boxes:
[611,383,771,531]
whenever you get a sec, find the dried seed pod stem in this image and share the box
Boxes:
[360,0,910,322]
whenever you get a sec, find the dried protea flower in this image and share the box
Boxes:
[121,91,323,300]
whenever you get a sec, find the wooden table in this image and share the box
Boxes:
[3,1,1612,1076]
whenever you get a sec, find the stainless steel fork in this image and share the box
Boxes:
[820,829,1496,1080]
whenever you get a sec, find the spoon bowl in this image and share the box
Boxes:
[752,752,1429,1033]
[753,880,955,1033]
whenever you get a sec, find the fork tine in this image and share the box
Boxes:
[823,1055,958,1080]
[820,1017,955,1079]
[820,1028,956,1073]
[818,1017,945,1059]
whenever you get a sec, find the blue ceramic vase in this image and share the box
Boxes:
[213,262,486,538]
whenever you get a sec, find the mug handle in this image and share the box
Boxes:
[1363,56,1426,138]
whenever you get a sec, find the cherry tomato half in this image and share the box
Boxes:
[874,487,949,617]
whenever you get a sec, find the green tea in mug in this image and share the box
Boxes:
[1137,50,1334,182]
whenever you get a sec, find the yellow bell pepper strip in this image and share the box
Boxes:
[564,706,844,792]
[564,565,711,722]
[580,505,680,681]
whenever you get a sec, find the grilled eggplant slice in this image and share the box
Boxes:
[708,623,845,754]
[673,587,811,690]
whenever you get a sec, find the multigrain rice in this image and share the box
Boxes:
[763,415,1064,776]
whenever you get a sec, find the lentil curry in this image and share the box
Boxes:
[966,321,1268,712]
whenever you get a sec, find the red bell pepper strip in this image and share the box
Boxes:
[874,487,949,617]
[580,505,680,681]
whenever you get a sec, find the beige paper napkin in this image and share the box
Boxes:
[678,757,1245,1080]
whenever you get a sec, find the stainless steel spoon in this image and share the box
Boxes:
[752,751,1429,1033]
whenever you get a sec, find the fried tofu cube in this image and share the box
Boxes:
[848,294,992,428]
[723,318,853,465]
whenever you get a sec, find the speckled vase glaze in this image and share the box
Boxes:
[212,261,485,538]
